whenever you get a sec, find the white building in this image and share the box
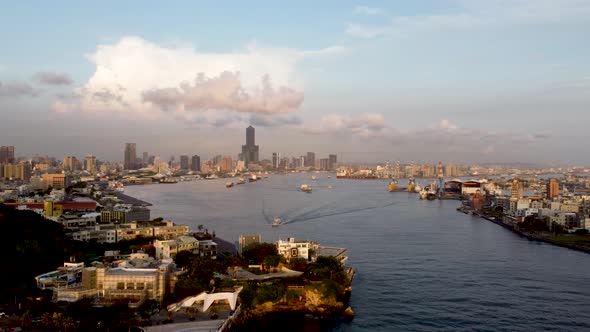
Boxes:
[276,237,313,261]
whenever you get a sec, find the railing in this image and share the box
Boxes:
[217,304,241,332]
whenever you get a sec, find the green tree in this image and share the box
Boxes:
[288,257,308,271]
[242,242,278,264]
[20,310,32,330]
[263,255,281,269]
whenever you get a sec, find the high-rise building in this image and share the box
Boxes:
[2,162,31,181]
[0,146,15,164]
[124,143,137,170]
[85,155,97,173]
[180,155,190,170]
[306,152,315,168]
[220,156,233,172]
[142,152,149,166]
[272,153,278,170]
[511,178,524,199]
[547,178,559,200]
[63,156,80,171]
[191,155,201,172]
[319,158,329,170]
[241,125,259,166]
[328,154,337,171]
[148,155,156,166]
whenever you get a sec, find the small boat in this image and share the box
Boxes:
[236,178,245,185]
[311,176,317,180]
[272,217,282,227]
[226,182,234,188]
[249,174,257,182]
[300,184,312,193]
[388,179,398,192]
[328,185,333,189]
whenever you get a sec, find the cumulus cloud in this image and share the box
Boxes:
[354,6,384,16]
[33,72,73,85]
[54,36,343,125]
[142,71,303,114]
[0,81,37,98]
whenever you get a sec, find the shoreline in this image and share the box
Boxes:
[467,211,590,254]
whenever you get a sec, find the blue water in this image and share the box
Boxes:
[125,174,590,331]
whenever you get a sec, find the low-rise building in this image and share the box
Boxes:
[68,220,189,243]
[154,236,199,260]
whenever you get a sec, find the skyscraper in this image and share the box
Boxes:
[191,155,201,172]
[180,155,189,170]
[511,178,524,199]
[241,125,259,166]
[124,143,137,170]
[63,156,80,171]
[547,178,559,200]
[272,152,278,170]
[328,154,337,170]
[0,146,15,164]
[306,152,315,167]
[85,155,97,173]
[142,152,149,166]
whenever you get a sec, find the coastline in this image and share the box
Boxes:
[466,211,590,254]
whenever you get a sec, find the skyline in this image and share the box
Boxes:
[1,1,590,163]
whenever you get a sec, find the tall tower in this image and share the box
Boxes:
[547,178,559,200]
[85,155,97,173]
[511,178,524,199]
[241,125,259,166]
[124,143,137,170]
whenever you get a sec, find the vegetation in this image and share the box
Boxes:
[242,242,278,264]
[546,235,590,248]
[518,216,549,233]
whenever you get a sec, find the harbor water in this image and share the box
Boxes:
[125,174,590,331]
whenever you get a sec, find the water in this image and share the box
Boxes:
[126,174,590,331]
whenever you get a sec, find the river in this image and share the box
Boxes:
[125,174,590,331]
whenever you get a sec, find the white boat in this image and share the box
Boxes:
[300,184,312,193]
[236,178,245,185]
[272,217,282,227]
[225,182,234,188]
[311,176,317,180]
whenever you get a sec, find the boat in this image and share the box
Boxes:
[300,184,312,193]
[388,179,398,192]
[236,178,245,185]
[225,182,234,188]
[160,178,178,184]
[328,185,333,189]
[249,174,257,182]
[272,217,282,227]
[256,175,262,180]
[414,184,423,193]
[419,189,428,199]
[311,176,317,180]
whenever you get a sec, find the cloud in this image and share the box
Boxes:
[0,81,37,98]
[33,72,73,85]
[249,114,302,127]
[55,36,343,122]
[438,119,458,130]
[142,71,303,114]
[303,113,387,138]
[354,6,384,16]
[347,0,590,38]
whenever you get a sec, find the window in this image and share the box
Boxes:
[117,282,124,290]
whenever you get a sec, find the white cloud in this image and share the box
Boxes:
[354,6,384,16]
[303,112,387,138]
[57,36,344,123]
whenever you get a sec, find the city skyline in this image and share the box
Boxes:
[1,1,590,163]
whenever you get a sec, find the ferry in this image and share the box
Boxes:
[226,182,234,188]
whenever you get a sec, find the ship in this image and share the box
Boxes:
[249,174,257,182]
[225,182,234,188]
[312,176,317,180]
[300,184,312,193]
[272,217,282,227]
[236,178,246,185]
[407,177,416,193]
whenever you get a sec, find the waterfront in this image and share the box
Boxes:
[126,174,590,331]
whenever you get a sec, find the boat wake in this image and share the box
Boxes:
[281,201,396,225]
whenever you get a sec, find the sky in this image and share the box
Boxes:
[0,0,589,165]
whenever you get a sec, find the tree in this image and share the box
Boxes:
[551,221,566,234]
[242,242,278,264]
[197,224,204,231]
[20,310,32,330]
[263,255,281,270]
[288,257,308,272]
